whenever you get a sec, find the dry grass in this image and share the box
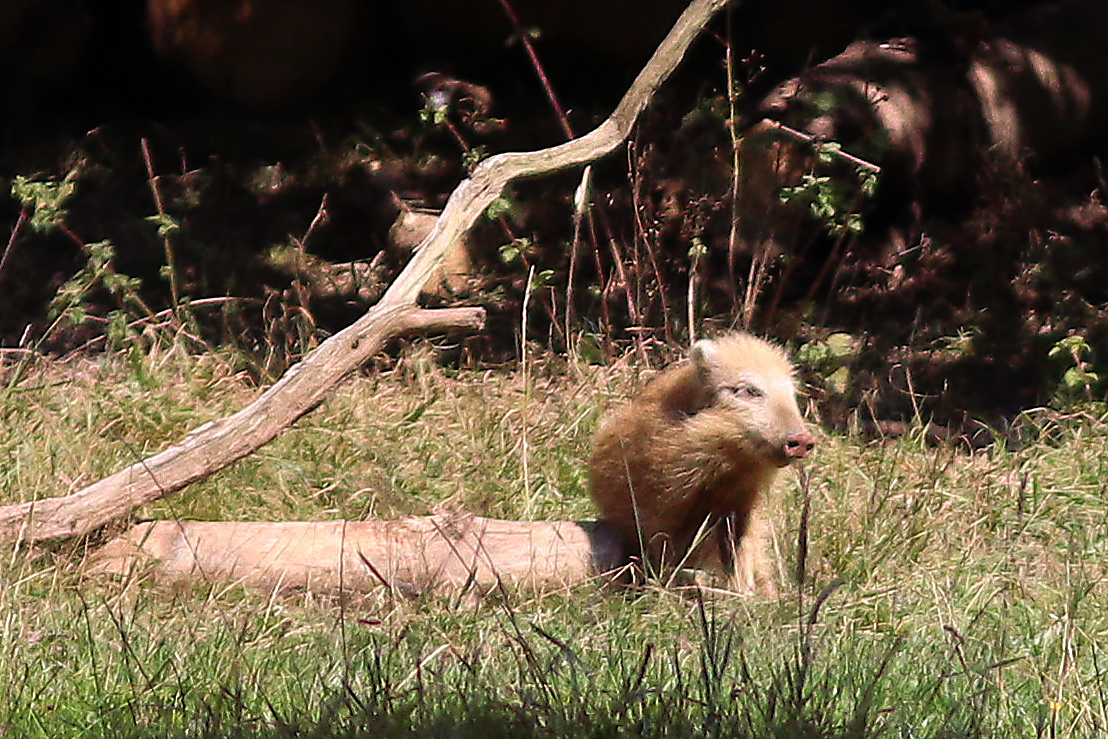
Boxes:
[0,342,1106,737]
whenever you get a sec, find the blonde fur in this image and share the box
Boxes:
[589,333,814,593]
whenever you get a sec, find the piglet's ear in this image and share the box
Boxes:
[690,339,717,370]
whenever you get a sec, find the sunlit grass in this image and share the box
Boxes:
[0,342,1105,737]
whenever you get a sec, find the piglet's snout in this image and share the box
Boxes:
[785,430,816,460]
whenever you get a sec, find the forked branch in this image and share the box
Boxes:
[0,0,731,546]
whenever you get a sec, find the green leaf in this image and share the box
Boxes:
[859,170,879,197]
[816,141,842,165]
[1062,366,1097,390]
[484,195,519,222]
[106,310,130,350]
[499,245,521,265]
[12,175,77,232]
[1051,334,1092,360]
[827,366,851,395]
[499,237,531,265]
[687,236,708,260]
[575,333,605,365]
[825,333,856,359]
[531,269,556,291]
[796,341,833,367]
[462,146,489,172]
[146,213,181,240]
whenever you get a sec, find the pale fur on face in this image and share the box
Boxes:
[689,334,807,466]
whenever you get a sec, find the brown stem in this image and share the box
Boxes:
[494,0,575,140]
[0,207,29,285]
[141,138,182,315]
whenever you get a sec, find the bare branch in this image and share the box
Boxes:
[0,0,730,546]
[385,0,732,306]
[0,305,484,543]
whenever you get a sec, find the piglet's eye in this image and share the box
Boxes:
[722,384,764,399]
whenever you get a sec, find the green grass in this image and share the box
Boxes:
[0,341,1106,737]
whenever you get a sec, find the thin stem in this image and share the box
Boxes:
[494,0,575,139]
[566,166,591,351]
[629,136,674,344]
[521,264,536,506]
[688,250,700,343]
[0,207,29,285]
[141,138,182,319]
[725,3,743,311]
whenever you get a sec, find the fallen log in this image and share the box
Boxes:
[0,0,731,546]
[89,516,626,595]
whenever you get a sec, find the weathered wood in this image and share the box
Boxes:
[0,0,730,546]
[89,517,626,595]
